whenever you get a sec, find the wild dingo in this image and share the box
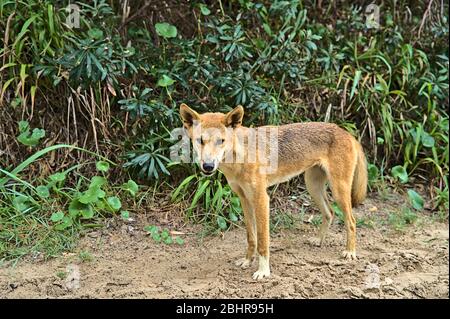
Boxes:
[179,103,367,280]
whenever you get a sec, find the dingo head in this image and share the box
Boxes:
[179,103,244,176]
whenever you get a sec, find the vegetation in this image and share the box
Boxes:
[0,0,448,261]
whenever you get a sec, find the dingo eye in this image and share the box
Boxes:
[196,138,204,145]
[216,139,225,145]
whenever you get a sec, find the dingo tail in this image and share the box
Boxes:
[351,142,368,207]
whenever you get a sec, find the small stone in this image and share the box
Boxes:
[384,277,394,286]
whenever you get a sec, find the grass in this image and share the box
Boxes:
[78,250,94,263]
[387,208,419,232]
[270,209,304,234]
[0,144,133,262]
[56,270,68,280]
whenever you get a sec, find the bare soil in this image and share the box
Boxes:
[0,193,448,299]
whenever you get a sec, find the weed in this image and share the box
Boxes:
[144,225,184,245]
[270,210,302,234]
[78,250,93,263]
[171,171,242,232]
[56,271,67,280]
[0,144,140,261]
[388,208,418,231]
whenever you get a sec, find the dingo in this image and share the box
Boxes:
[179,103,367,280]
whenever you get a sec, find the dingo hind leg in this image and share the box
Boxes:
[305,166,333,247]
[327,159,357,260]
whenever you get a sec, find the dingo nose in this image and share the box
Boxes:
[202,162,215,172]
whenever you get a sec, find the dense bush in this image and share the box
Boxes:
[0,0,448,259]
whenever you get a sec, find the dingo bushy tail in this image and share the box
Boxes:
[352,142,368,207]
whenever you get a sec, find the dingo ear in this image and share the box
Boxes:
[225,105,244,128]
[180,103,200,129]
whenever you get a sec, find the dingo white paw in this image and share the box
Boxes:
[252,255,270,280]
[252,269,270,280]
[342,250,357,260]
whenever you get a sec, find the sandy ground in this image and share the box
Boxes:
[0,195,448,299]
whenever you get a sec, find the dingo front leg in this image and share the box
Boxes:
[230,185,256,269]
[252,185,271,280]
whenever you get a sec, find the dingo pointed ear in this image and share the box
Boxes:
[180,103,200,129]
[225,105,244,128]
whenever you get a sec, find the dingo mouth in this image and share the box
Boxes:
[200,170,215,177]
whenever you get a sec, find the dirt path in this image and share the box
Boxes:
[0,195,448,299]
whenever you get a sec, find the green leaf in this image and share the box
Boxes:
[96,161,110,172]
[230,197,240,208]
[31,128,45,140]
[69,199,93,218]
[47,4,54,35]
[36,185,50,198]
[152,232,161,243]
[421,132,435,148]
[18,120,29,133]
[217,216,227,230]
[161,229,170,239]
[367,164,379,183]
[90,176,107,188]
[49,172,66,183]
[350,70,362,99]
[175,237,184,245]
[50,211,64,222]
[439,119,448,131]
[54,216,73,230]
[229,211,238,222]
[121,179,139,196]
[171,174,196,201]
[107,196,122,212]
[163,236,173,245]
[13,196,30,212]
[95,199,106,210]
[79,186,104,204]
[144,225,159,235]
[13,15,38,48]
[155,22,177,38]
[199,4,211,15]
[81,209,94,219]
[407,189,424,210]
[157,74,175,87]
[391,165,408,183]
[17,125,45,146]
[88,28,103,39]
[263,23,272,36]
[121,210,130,220]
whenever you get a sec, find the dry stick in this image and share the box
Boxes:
[119,0,152,30]
[1,12,14,71]
[78,90,93,164]
[0,13,14,105]
[106,87,111,128]
[418,0,434,38]
[67,95,72,146]
[74,89,82,160]
[119,1,188,31]
[121,0,130,24]
[98,84,106,139]
[90,86,99,154]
